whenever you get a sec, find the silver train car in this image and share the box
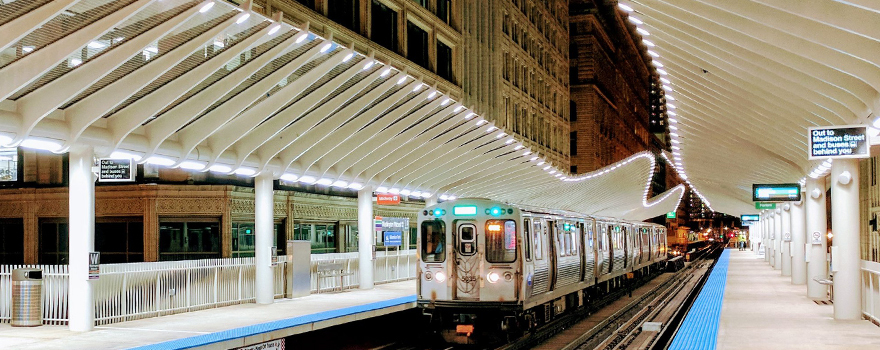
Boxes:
[417,198,668,343]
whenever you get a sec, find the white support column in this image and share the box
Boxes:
[781,204,792,276]
[831,159,861,320]
[806,177,829,300]
[255,173,274,304]
[791,200,807,284]
[763,215,770,262]
[774,209,783,270]
[358,187,374,289]
[68,145,95,332]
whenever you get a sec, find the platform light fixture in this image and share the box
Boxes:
[235,168,256,176]
[280,173,298,182]
[209,164,232,173]
[298,176,317,184]
[179,161,206,170]
[236,13,250,24]
[199,1,215,13]
[145,156,175,167]
[268,24,281,35]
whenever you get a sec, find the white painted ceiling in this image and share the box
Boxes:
[621,0,880,215]
[0,0,683,220]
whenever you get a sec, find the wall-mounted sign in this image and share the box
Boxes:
[753,184,801,202]
[376,194,400,205]
[811,231,823,245]
[88,252,100,280]
[666,211,676,219]
[98,158,134,182]
[783,232,792,242]
[383,231,402,246]
[809,125,869,159]
[755,202,776,210]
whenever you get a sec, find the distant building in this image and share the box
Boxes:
[567,0,668,175]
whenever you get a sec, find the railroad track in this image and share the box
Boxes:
[502,245,723,350]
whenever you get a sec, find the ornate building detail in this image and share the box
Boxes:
[96,198,144,216]
[0,201,24,217]
[157,198,224,215]
[293,203,358,221]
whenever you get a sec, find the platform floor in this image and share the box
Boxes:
[717,250,880,349]
[0,280,416,350]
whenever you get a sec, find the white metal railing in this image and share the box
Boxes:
[0,250,417,326]
[862,259,880,324]
[0,265,69,325]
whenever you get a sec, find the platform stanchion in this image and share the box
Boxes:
[830,159,860,319]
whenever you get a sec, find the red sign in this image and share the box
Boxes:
[377,194,400,205]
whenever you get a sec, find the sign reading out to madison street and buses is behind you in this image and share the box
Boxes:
[809,125,869,159]
[98,158,135,182]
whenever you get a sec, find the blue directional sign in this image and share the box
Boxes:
[383,231,402,246]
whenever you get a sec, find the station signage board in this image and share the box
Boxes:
[808,125,869,159]
[383,231,402,246]
[666,211,676,219]
[98,158,135,182]
[755,202,776,210]
[752,184,801,202]
[376,194,400,205]
[234,339,284,350]
[741,214,760,222]
[88,252,100,280]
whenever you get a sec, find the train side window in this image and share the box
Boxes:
[571,225,579,254]
[585,223,593,248]
[486,220,517,263]
[421,220,446,262]
[533,220,543,260]
[458,224,476,256]
[524,219,532,261]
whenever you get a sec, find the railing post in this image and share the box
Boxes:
[121,272,127,322]
[155,271,161,317]
[214,265,219,305]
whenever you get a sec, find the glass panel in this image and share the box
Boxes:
[159,221,220,261]
[0,219,24,264]
[0,148,17,181]
[346,224,359,253]
[486,220,516,263]
[533,220,543,260]
[523,219,531,261]
[421,220,446,262]
[407,21,429,69]
[458,224,475,256]
[371,0,398,52]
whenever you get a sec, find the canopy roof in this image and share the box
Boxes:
[622,0,880,215]
[0,0,683,220]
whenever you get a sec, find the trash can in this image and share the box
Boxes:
[12,268,42,327]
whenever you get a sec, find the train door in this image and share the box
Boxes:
[523,218,534,297]
[453,222,480,300]
[583,220,596,283]
[547,220,557,291]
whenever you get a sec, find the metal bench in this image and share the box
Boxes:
[316,261,353,293]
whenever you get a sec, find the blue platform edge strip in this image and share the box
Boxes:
[128,294,418,350]
[668,249,731,350]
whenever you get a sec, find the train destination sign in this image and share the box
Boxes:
[741,214,760,222]
[752,184,801,202]
[809,125,869,159]
[98,158,134,182]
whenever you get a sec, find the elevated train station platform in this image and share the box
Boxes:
[0,280,415,350]
[671,249,880,350]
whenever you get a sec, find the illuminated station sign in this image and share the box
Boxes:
[752,184,801,202]
[809,125,869,159]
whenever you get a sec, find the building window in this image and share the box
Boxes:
[570,100,577,122]
[328,0,360,33]
[371,0,398,52]
[412,0,427,7]
[232,222,287,258]
[407,21,429,70]
[0,148,18,182]
[436,0,450,24]
[159,220,221,261]
[0,219,24,264]
[95,219,144,263]
[570,165,577,174]
[295,0,316,9]
[570,131,577,156]
[39,219,68,264]
[437,40,453,81]
[294,222,338,254]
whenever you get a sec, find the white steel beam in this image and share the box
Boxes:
[0,0,79,53]
[108,12,265,149]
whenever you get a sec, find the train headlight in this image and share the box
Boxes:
[425,272,433,280]
[487,272,500,283]
[434,271,447,283]
[504,272,513,281]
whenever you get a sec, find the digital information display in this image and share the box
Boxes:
[753,183,801,202]
[741,214,760,222]
[98,158,134,182]
[809,125,869,159]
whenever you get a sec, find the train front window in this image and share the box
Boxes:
[486,220,517,263]
[421,221,446,262]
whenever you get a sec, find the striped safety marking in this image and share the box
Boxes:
[668,249,731,350]
[128,294,417,350]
